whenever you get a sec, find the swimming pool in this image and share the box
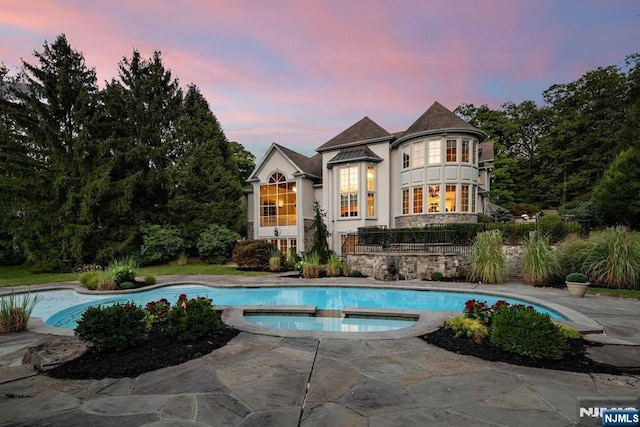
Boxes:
[28,284,565,330]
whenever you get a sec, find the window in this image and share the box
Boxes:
[413,187,423,214]
[259,172,296,226]
[471,186,476,213]
[461,140,470,163]
[428,140,441,164]
[445,185,457,212]
[428,185,440,212]
[402,146,410,169]
[412,142,424,167]
[367,165,375,217]
[402,188,409,214]
[446,139,457,162]
[267,238,296,255]
[461,184,469,212]
[339,166,358,217]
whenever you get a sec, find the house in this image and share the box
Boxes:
[246,102,493,255]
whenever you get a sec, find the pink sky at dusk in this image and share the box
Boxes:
[1,0,638,159]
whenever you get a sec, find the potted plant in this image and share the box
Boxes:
[565,272,590,298]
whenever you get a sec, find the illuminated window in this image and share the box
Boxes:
[402,188,409,214]
[339,166,358,217]
[462,140,470,163]
[412,142,424,167]
[428,140,441,164]
[402,146,410,169]
[428,185,440,212]
[413,187,424,214]
[446,139,457,162]
[445,184,457,212]
[471,186,476,213]
[259,172,296,226]
[461,184,469,212]
[367,165,375,217]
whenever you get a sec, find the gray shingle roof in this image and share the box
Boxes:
[402,101,477,138]
[326,146,383,168]
[275,144,323,178]
[316,117,390,152]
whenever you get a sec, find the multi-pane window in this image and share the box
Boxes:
[267,238,296,255]
[461,184,469,212]
[471,186,477,213]
[402,189,410,214]
[445,184,457,212]
[339,166,358,217]
[402,147,410,169]
[446,139,457,162]
[259,172,296,226]
[461,140,470,163]
[413,187,424,214]
[428,185,440,212]
[367,165,375,217]
[428,140,441,164]
[412,142,424,167]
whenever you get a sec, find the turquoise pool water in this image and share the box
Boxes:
[245,314,416,332]
[28,284,565,330]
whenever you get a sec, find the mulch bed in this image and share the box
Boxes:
[422,327,626,375]
[46,325,240,380]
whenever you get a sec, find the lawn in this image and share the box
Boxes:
[0,262,269,288]
[588,287,640,299]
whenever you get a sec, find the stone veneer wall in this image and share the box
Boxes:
[346,244,524,280]
[394,213,478,227]
[303,219,314,252]
[246,222,254,240]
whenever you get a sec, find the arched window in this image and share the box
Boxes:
[260,172,297,226]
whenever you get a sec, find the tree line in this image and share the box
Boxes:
[0,34,255,270]
[455,54,640,228]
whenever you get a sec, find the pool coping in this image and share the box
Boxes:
[10,280,604,338]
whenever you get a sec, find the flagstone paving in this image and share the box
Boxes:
[0,277,639,426]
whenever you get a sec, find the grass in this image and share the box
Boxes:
[587,287,640,299]
[0,261,269,288]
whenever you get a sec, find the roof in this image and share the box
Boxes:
[402,101,477,137]
[326,146,383,168]
[276,144,323,178]
[479,141,494,163]
[316,116,391,152]
[246,143,322,182]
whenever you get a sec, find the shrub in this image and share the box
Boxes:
[197,224,241,264]
[326,254,342,277]
[232,240,275,270]
[140,224,185,266]
[269,248,282,272]
[445,316,488,339]
[75,303,149,352]
[79,271,100,289]
[97,277,118,291]
[463,299,510,325]
[106,256,137,285]
[557,324,581,339]
[144,298,172,325]
[0,291,39,333]
[300,252,321,278]
[522,231,560,285]
[144,275,157,286]
[119,281,135,290]
[430,272,444,281]
[490,305,567,360]
[166,294,220,341]
[556,234,591,277]
[172,253,188,266]
[582,227,640,289]
[566,272,588,283]
[349,270,363,277]
[286,248,300,271]
[467,230,507,284]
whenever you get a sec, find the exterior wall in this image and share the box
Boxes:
[347,244,524,280]
[247,221,254,240]
[303,218,314,253]
[322,141,392,254]
[394,213,478,227]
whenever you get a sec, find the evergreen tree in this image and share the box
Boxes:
[311,200,330,263]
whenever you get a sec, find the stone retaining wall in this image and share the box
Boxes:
[346,244,524,280]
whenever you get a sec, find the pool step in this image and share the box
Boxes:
[342,307,421,321]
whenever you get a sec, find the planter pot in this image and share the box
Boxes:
[566,282,590,298]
